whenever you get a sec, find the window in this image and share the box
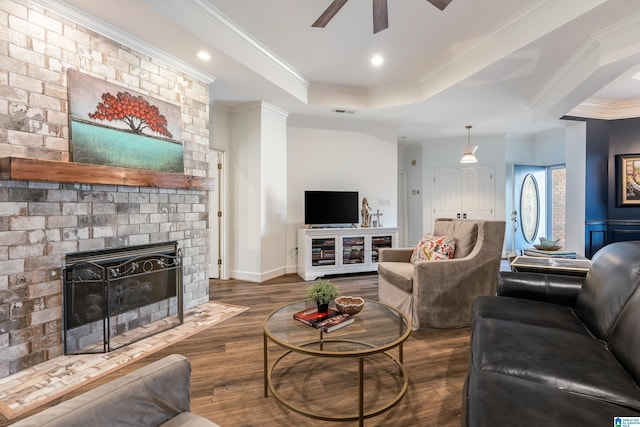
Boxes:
[549,165,566,243]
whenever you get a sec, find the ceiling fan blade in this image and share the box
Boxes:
[427,0,452,11]
[373,0,388,34]
[312,0,349,28]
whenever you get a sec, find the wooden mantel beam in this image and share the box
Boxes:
[0,157,214,191]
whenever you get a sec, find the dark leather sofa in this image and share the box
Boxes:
[463,241,640,426]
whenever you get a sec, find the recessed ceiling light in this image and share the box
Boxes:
[633,71,640,81]
[197,51,211,61]
[371,55,384,67]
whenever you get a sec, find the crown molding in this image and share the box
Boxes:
[30,0,217,84]
[319,0,607,111]
[140,0,307,103]
[531,11,640,121]
[529,37,601,117]
[591,11,640,64]
[567,98,640,120]
[417,0,607,103]
[261,102,289,119]
[306,1,605,111]
[184,0,307,89]
[223,100,289,119]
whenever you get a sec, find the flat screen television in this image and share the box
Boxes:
[304,191,359,226]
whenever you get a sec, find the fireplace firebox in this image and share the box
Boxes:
[63,242,183,354]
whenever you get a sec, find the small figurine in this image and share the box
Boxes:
[361,197,372,227]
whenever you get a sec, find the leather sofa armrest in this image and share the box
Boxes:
[378,247,413,263]
[497,271,584,307]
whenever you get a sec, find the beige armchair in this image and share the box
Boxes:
[378,219,505,330]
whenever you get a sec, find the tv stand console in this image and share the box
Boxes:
[298,227,398,281]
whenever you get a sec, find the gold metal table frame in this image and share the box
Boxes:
[263,299,411,426]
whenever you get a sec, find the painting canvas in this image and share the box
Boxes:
[68,70,184,173]
[616,154,640,206]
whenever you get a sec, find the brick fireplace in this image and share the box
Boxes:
[0,0,214,378]
[0,180,210,377]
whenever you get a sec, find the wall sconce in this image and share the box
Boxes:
[460,125,478,163]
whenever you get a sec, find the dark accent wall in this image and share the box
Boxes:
[608,119,640,219]
[584,118,609,221]
[564,116,640,257]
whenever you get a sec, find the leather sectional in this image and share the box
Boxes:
[463,241,640,426]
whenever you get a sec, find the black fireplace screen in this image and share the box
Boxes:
[63,242,183,354]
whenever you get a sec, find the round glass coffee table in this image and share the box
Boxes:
[263,299,411,426]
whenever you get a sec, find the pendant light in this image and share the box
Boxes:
[460,125,478,163]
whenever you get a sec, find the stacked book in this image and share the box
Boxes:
[293,307,354,333]
[523,248,577,259]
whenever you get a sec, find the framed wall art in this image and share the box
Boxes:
[68,70,184,173]
[616,153,640,206]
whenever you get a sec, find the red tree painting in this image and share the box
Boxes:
[88,91,173,139]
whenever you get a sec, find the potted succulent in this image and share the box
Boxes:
[307,279,340,313]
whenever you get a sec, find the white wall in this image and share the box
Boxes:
[227,102,289,282]
[229,104,263,280]
[564,121,587,255]
[210,101,231,152]
[287,125,398,273]
[504,133,536,254]
[260,104,289,279]
[534,128,567,165]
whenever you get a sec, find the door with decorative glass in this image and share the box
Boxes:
[512,165,546,252]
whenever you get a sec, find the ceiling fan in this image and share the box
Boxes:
[312,0,453,34]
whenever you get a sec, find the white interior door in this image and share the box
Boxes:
[433,168,462,219]
[208,150,225,279]
[461,167,494,220]
[433,166,494,220]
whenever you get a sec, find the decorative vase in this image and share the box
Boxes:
[317,302,329,313]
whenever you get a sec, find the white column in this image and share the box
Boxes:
[229,102,288,281]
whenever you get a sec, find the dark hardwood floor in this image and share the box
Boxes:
[1,273,470,426]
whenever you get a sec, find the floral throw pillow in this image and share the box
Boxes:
[410,234,456,264]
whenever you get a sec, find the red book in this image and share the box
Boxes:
[293,307,338,327]
[293,308,353,332]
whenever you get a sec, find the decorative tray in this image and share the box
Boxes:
[533,244,562,251]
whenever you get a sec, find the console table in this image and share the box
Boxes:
[297,227,398,280]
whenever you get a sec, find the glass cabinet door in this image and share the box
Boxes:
[371,235,393,263]
[311,238,335,266]
[342,236,365,264]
